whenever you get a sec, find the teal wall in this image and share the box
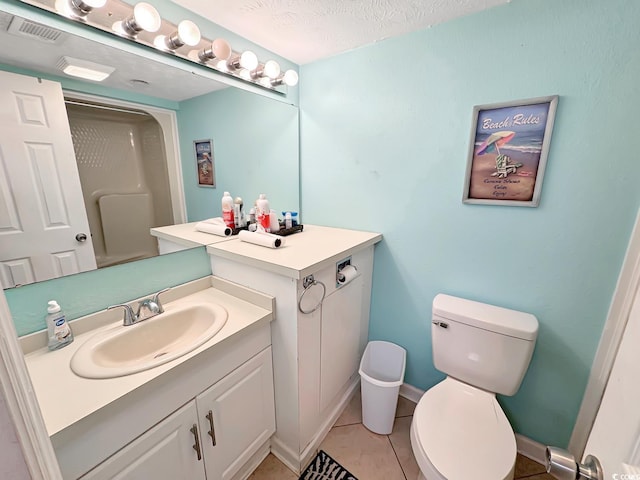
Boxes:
[177,88,300,221]
[299,0,640,447]
[5,248,211,336]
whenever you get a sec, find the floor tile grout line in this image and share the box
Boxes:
[386,430,408,480]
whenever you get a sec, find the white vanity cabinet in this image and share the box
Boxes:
[81,348,275,480]
[206,225,382,472]
[196,348,276,480]
[80,402,205,480]
[22,278,276,479]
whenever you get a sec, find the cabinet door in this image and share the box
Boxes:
[197,348,275,480]
[320,275,364,412]
[81,402,206,480]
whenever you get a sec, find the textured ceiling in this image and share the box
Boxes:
[171,0,510,64]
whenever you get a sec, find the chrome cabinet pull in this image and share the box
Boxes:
[206,410,216,446]
[190,424,202,461]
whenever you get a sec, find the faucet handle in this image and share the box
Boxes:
[108,304,137,326]
[152,288,170,314]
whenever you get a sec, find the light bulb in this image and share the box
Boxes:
[263,60,281,79]
[283,69,299,86]
[153,35,168,50]
[177,20,201,46]
[198,38,231,63]
[239,51,258,71]
[120,2,161,36]
[216,60,229,72]
[259,77,273,88]
[271,69,299,88]
[55,0,74,17]
[239,69,252,80]
[133,3,162,32]
[164,20,201,50]
[72,0,106,13]
[58,0,106,16]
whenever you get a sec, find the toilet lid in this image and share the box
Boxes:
[412,377,516,480]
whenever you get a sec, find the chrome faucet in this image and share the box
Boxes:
[108,288,170,326]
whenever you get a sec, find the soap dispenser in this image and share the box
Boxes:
[46,300,74,350]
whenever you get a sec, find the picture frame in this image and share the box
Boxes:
[194,139,215,188]
[462,95,558,207]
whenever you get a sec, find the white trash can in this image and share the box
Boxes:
[359,341,406,435]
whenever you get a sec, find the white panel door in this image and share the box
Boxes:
[0,71,96,288]
[197,348,275,480]
[81,402,206,480]
[584,284,640,478]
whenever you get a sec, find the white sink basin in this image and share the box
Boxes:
[71,302,228,379]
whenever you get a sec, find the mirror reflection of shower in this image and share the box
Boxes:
[64,99,174,268]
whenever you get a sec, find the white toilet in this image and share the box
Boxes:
[410,294,538,480]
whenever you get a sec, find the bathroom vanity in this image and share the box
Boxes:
[21,224,381,478]
[206,224,382,472]
[21,277,275,480]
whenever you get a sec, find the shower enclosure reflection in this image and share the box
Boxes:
[66,100,173,268]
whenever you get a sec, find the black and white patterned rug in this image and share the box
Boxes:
[299,450,358,480]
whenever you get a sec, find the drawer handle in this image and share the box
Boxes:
[190,424,202,461]
[206,410,217,446]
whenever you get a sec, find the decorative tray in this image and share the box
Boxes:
[276,224,304,236]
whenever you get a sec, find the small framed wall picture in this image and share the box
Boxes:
[462,95,558,207]
[194,139,215,188]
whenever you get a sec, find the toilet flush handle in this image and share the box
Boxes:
[432,321,449,329]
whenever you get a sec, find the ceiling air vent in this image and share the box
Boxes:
[7,16,66,44]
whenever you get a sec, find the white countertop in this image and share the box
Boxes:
[22,278,273,436]
[150,221,235,247]
[206,224,382,279]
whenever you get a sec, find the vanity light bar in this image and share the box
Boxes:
[27,0,297,92]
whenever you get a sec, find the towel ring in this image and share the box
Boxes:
[298,275,326,314]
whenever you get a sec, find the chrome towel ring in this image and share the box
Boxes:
[298,275,326,314]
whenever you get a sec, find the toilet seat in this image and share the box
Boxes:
[410,377,516,480]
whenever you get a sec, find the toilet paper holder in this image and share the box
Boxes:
[545,446,603,480]
[336,256,357,287]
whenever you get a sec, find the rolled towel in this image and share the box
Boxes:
[195,221,232,237]
[201,217,225,225]
[238,230,284,248]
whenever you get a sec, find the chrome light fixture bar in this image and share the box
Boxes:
[21,0,297,92]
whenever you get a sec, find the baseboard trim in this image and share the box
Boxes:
[270,436,300,475]
[400,383,424,403]
[516,433,547,466]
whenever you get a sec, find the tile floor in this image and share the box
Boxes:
[249,390,554,480]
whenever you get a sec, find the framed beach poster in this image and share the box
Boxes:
[462,96,558,207]
[194,139,215,188]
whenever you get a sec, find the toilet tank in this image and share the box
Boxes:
[432,294,538,396]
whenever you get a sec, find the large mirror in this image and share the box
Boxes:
[0,5,300,289]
